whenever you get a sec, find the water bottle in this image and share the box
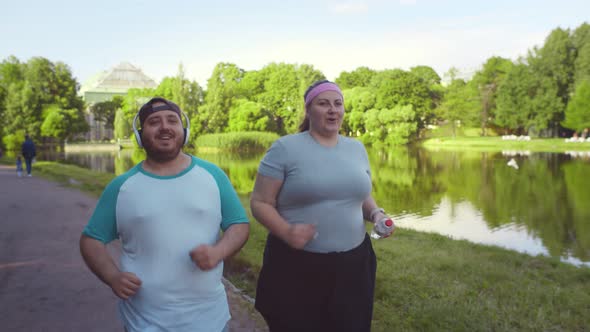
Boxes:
[370,216,395,239]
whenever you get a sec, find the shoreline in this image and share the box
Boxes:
[420,136,590,152]
[7,159,589,331]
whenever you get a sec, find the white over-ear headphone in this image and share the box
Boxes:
[132,110,191,148]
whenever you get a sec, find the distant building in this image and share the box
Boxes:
[79,62,157,141]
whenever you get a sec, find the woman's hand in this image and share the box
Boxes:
[282,223,317,249]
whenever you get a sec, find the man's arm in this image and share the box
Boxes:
[189,223,249,271]
[79,235,141,299]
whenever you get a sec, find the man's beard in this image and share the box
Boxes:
[142,134,183,163]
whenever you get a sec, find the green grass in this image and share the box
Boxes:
[14,160,590,331]
[195,131,279,152]
[368,231,590,331]
[34,162,116,197]
[422,136,590,152]
[229,221,590,332]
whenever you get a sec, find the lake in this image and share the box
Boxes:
[41,146,590,267]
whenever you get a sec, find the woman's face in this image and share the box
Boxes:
[307,90,344,136]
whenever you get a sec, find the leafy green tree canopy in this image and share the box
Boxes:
[562,80,590,132]
[89,96,123,129]
[335,66,376,89]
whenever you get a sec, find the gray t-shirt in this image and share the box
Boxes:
[258,131,372,253]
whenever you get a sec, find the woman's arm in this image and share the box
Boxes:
[362,196,387,223]
[250,174,316,249]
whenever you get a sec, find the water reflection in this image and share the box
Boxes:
[39,149,136,174]
[394,198,586,266]
[369,149,590,267]
[42,147,590,266]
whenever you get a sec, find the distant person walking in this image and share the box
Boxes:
[21,134,36,177]
[16,156,24,177]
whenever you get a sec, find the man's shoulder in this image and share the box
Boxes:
[189,155,225,177]
[103,164,141,192]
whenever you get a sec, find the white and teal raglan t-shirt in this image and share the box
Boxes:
[82,155,248,332]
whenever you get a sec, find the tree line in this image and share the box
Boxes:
[1,22,588,150]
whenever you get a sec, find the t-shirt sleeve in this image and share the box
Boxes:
[209,166,249,231]
[258,140,287,180]
[360,141,371,178]
[82,178,123,243]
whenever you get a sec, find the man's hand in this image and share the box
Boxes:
[108,272,142,300]
[282,224,316,250]
[189,245,222,271]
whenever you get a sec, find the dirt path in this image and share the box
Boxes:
[0,165,267,331]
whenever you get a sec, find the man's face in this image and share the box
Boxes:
[141,107,184,162]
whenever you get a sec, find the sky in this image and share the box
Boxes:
[2,0,589,87]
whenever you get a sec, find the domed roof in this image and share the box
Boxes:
[79,62,157,95]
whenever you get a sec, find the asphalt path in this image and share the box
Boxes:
[0,165,267,331]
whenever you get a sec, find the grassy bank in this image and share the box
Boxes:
[195,131,279,152]
[20,161,590,331]
[422,136,590,152]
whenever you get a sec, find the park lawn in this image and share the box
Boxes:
[421,136,590,152]
[232,217,590,332]
[11,160,590,331]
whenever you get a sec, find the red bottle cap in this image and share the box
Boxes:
[385,219,393,227]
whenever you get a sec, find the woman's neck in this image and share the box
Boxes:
[308,130,339,147]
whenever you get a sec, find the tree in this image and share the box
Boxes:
[237,69,268,100]
[255,63,300,134]
[410,66,441,85]
[495,64,562,135]
[121,88,156,125]
[154,64,203,120]
[89,96,123,129]
[436,79,480,136]
[342,87,376,136]
[411,65,444,112]
[443,67,460,82]
[0,56,84,141]
[114,108,131,140]
[40,105,89,141]
[471,56,513,135]
[3,81,42,138]
[562,80,590,132]
[527,27,576,134]
[572,23,590,85]
[575,43,590,86]
[335,67,376,89]
[199,63,244,133]
[227,99,275,132]
[363,105,417,146]
[237,63,324,134]
[0,56,24,138]
[370,69,432,130]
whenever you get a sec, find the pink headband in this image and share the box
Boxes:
[304,82,343,108]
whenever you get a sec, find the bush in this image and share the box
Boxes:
[2,132,25,151]
[195,131,279,152]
